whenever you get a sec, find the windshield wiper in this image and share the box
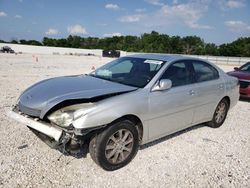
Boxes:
[88,74,114,82]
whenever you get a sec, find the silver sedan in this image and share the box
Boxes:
[8,54,239,171]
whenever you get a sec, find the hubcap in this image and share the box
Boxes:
[105,129,134,164]
[215,102,226,124]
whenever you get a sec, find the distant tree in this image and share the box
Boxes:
[182,36,204,54]
[11,39,19,44]
[56,39,68,47]
[5,32,250,57]
[43,37,56,46]
[169,36,183,54]
[28,40,42,46]
[20,39,28,44]
[204,43,219,56]
[219,44,239,56]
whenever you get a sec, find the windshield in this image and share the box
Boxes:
[89,57,165,88]
[239,62,250,72]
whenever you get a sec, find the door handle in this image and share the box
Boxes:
[189,90,195,95]
[218,84,224,90]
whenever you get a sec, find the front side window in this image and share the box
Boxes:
[90,57,165,88]
[161,61,193,87]
[192,61,219,82]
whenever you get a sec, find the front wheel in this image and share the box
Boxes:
[89,119,139,171]
[207,98,229,128]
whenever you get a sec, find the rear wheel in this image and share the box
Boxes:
[207,98,229,128]
[89,119,139,171]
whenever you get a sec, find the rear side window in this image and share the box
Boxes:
[192,61,219,82]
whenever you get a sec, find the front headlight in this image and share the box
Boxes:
[48,103,94,127]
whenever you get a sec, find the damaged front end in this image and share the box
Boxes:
[8,105,105,158]
[30,128,86,158]
[7,74,138,157]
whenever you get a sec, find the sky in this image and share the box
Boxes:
[0,0,250,44]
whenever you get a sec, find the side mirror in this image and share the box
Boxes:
[234,67,239,71]
[152,79,172,92]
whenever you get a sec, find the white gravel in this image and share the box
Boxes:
[0,53,249,188]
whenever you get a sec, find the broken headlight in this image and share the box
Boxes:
[48,103,94,128]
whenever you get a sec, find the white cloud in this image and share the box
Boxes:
[15,14,22,19]
[18,0,23,2]
[0,11,7,17]
[145,0,164,6]
[103,32,122,37]
[117,2,212,33]
[119,1,212,29]
[45,28,59,35]
[105,4,120,10]
[156,2,212,29]
[219,0,245,10]
[226,0,245,8]
[225,21,250,33]
[173,0,178,4]
[119,14,145,23]
[135,8,146,13]
[67,24,87,35]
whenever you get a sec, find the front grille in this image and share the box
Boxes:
[239,80,250,89]
[18,102,41,117]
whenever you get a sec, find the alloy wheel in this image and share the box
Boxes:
[215,102,226,124]
[105,129,134,164]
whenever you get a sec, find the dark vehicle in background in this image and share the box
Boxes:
[102,50,120,58]
[0,46,15,53]
[228,62,250,98]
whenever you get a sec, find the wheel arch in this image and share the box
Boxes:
[222,96,230,108]
[111,114,144,144]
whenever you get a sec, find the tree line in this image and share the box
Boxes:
[1,31,250,57]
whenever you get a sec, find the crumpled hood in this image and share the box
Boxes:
[18,75,137,118]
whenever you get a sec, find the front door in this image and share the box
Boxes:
[147,60,197,141]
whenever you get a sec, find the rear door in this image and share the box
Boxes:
[190,60,225,124]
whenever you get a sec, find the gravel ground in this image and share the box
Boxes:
[0,53,249,188]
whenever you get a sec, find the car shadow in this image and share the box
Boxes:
[63,123,207,158]
[139,123,205,150]
[75,123,206,158]
[239,97,250,102]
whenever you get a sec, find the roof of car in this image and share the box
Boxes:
[126,53,186,62]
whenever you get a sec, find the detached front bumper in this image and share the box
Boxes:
[7,108,92,157]
[7,110,63,142]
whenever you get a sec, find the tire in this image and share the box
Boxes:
[89,119,139,171]
[207,98,229,128]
